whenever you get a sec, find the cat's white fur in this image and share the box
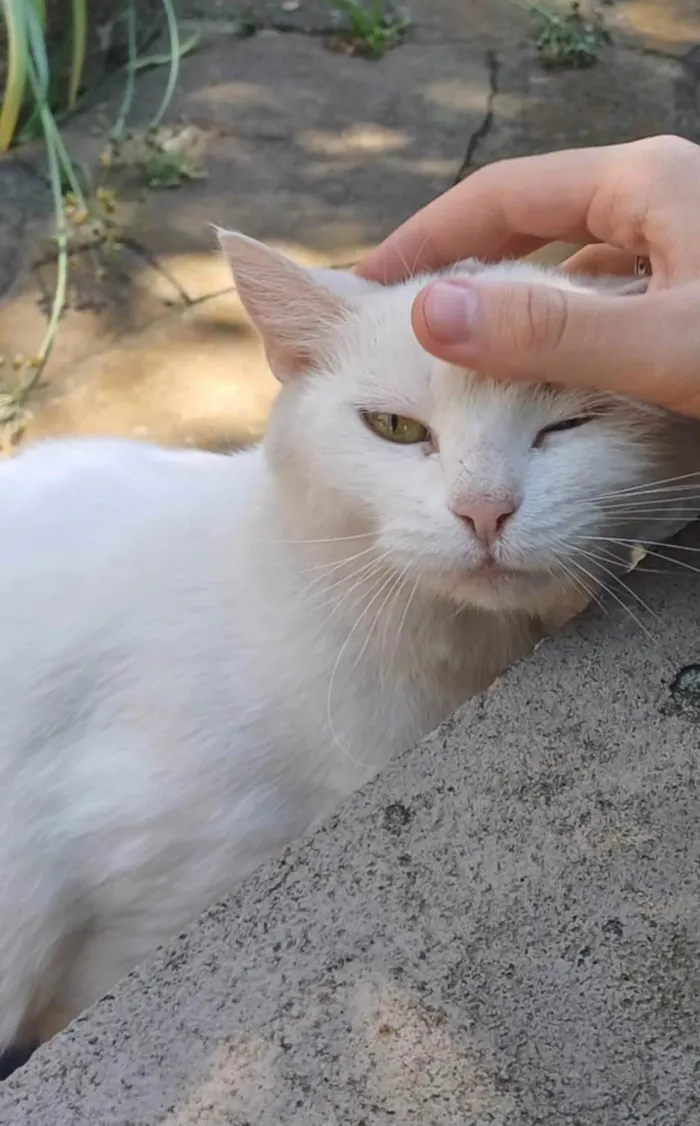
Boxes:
[0,234,699,1056]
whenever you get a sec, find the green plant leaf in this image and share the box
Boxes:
[150,0,182,128]
[29,0,45,27]
[0,0,29,152]
[112,3,137,141]
[133,31,201,71]
[68,0,88,108]
[22,1,77,375]
[24,0,50,97]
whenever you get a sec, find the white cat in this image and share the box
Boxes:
[0,234,698,1066]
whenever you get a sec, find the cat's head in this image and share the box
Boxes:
[219,230,700,614]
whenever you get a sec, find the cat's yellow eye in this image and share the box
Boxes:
[362,411,429,445]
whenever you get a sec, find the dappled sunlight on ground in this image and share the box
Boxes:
[618,0,700,51]
[299,123,411,157]
[159,970,516,1124]
[22,287,278,453]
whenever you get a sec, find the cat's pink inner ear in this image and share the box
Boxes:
[217,230,351,381]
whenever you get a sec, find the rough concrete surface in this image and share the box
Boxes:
[2,535,700,1125]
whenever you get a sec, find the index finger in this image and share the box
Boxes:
[356,144,628,283]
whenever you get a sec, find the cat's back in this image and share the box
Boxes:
[0,436,264,587]
[0,437,262,732]
[0,436,254,545]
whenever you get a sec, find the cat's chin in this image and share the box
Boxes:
[438,567,556,614]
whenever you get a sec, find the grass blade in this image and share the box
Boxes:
[133,31,201,71]
[68,0,88,107]
[29,0,46,25]
[150,0,181,127]
[0,0,29,152]
[22,3,71,373]
[24,0,50,96]
[112,3,137,140]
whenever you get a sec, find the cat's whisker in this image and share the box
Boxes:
[592,492,700,509]
[584,535,700,554]
[558,549,655,638]
[554,552,599,598]
[547,531,610,615]
[297,545,378,576]
[354,566,409,671]
[395,246,413,284]
[383,575,421,692]
[298,549,385,600]
[597,495,700,507]
[552,553,606,615]
[573,543,661,623]
[300,561,382,603]
[579,537,700,578]
[576,540,657,621]
[376,568,414,693]
[598,516,700,526]
[595,500,700,516]
[394,235,431,285]
[600,517,700,529]
[575,539,696,578]
[322,566,395,658]
[597,502,700,515]
[310,553,392,625]
[575,540,637,570]
[629,547,700,577]
[257,533,376,546]
[590,469,700,502]
[326,568,402,768]
[356,565,413,678]
[308,565,385,618]
[596,485,700,500]
[301,549,383,597]
[409,237,432,281]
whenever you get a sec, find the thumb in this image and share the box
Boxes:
[411,277,700,417]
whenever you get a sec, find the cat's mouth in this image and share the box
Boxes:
[473,558,510,576]
[470,558,531,581]
[437,562,551,613]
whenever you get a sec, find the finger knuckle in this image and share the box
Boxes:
[641,134,700,170]
[598,136,700,250]
[503,285,568,355]
[621,136,700,250]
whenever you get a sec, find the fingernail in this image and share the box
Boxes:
[422,280,479,345]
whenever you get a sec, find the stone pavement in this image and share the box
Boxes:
[2,0,700,1122]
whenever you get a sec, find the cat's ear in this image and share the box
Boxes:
[217,229,353,381]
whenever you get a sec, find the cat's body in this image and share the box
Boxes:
[0,435,545,1051]
[1,238,699,1057]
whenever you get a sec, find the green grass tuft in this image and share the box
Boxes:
[327,0,408,59]
[0,0,186,401]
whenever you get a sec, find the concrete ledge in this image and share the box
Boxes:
[2,533,700,1125]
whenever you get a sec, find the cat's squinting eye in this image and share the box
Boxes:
[362,411,430,445]
[533,416,594,448]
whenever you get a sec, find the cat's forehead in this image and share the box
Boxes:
[348,269,595,415]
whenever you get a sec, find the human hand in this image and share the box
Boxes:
[357,136,700,419]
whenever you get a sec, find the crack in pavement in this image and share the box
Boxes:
[452,49,500,185]
[180,14,341,39]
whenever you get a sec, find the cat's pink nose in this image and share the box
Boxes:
[451,496,517,546]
